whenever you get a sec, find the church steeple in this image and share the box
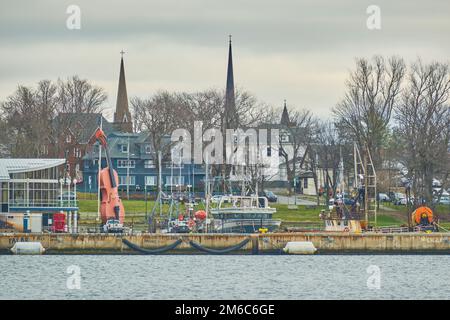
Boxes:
[223,35,237,129]
[113,51,133,133]
[280,99,290,126]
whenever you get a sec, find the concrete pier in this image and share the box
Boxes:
[1,232,449,254]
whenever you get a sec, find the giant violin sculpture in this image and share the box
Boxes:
[88,128,125,224]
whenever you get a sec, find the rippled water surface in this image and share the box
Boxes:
[1,255,449,299]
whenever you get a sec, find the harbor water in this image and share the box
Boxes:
[1,255,449,300]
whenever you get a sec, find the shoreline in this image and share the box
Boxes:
[1,232,450,255]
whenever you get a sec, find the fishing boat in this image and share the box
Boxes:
[209,195,281,233]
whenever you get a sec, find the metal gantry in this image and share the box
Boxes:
[353,142,377,227]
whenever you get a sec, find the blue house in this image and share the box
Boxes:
[81,132,206,196]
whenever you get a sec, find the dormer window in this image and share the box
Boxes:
[121,144,128,153]
[145,145,151,154]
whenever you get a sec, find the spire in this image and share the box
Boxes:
[224,35,237,129]
[280,99,290,126]
[114,52,133,133]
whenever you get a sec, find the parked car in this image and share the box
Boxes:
[210,194,231,204]
[378,193,390,202]
[435,196,450,205]
[396,196,414,206]
[328,195,354,206]
[261,190,278,202]
[171,192,190,203]
[57,191,76,201]
[160,191,171,204]
[390,192,406,205]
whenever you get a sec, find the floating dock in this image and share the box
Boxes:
[1,232,450,254]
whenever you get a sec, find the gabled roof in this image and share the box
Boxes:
[0,159,65,181]
[52,113,114,143]
[82,132,173,161]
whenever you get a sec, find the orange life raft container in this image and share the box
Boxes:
[412,206,433,225]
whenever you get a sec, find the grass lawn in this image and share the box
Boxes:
[77,198,410,229]
[372,214,405,226]
[272,204,324,222]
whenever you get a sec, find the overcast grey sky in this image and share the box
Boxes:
[0,0,449,119]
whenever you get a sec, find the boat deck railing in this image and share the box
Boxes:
[213,195,273,210]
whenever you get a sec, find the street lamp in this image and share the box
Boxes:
[126,137,136,200]
[59,178,64,207]
[144,184,148,221]
[73,179,78,205]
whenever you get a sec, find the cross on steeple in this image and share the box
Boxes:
[228,34,232,44]
[120,50,125,58]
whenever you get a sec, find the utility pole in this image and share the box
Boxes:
[158,151,162,217]
[127,136,130,200]
[364,153,369,226]
[205,159,209,233]
[97,117,103,222]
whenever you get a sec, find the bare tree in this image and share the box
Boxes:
[57,76,107,114]
[278,109,317,194]
[333,56,405,168]
[306,121,345,205]
[131,91,185,188]
[1,81,58,157]
[394,60,450,207]
[1,76,108,157]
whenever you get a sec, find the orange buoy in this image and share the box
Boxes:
[412,206,433,225]
[194,210,207,220]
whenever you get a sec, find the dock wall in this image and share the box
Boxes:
[1,232,449,254]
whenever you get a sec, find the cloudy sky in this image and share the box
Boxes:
[0,0,449,119]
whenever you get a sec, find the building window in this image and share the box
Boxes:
[41,145,48,155]
[145,145,151,154]
[145,176,156,186]
[304,178,308,189]
[144,160,155,168]
[281,134,289,143]
[117,160,135,168]
[165,176,184,186]
[73,148,81,158]
[166,163,183,169]
[66,135,71,143]
[267,147,272,157]
[119,176,135,186]
[121,144,128,153]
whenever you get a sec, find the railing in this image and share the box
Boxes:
[371,226,410,233]
[9,199,79,208]
[371,225,439,233]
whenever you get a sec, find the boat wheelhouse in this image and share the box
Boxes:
[210,195,281,233]
[320,204,365,233]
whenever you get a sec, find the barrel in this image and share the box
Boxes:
[283,241,317,254]
[10,242,45,255]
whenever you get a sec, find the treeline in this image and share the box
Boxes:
[0,56,449,206]
[0,76,106,156]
